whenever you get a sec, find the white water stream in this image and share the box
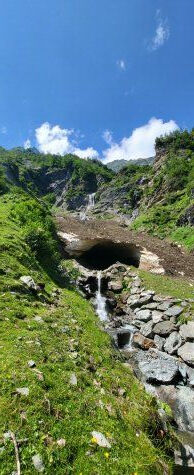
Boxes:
[80,192,96,221]
[95,271,108,321]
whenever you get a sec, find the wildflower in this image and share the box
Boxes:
[91,436,97,444]
[104,452,110,459]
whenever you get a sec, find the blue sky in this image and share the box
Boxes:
[0,0,193,161]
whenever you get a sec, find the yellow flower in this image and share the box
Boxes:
[104,452,110,459]
[91,436,97,444]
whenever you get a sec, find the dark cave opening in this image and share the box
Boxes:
[77,240,140,270]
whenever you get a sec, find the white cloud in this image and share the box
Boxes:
[24,139,31,149]
[102,129,113,146]
[117,59,126,71]
[102,117,179,163]
[149,11,169,51]
[1,126,7,134]
[35,122,98,159]
[73,147,99,159]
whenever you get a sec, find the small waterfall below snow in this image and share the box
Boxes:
[80,193,96,221]
[95,271,108,321]
[87,192,95,210]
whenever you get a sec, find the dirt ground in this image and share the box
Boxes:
[56,215,194,280]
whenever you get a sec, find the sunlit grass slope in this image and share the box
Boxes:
[0,191,173,474]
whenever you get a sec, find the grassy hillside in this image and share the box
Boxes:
[0,187,174,474]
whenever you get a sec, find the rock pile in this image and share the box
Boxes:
[77,262,194,435]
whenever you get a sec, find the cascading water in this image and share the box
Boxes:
[95,271,108,321]
[87,192,95,209]
[80,193,96,221]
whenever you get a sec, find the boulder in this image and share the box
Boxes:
[141,320,154,338]
[151,310,164,323]
[154,335,165,351]
[156,385,194,432]
[108,280,123,292]
[178,343,194,366]
[179,322,194,341]
[174,444,194,469]
[165,306,183,317]
[20,275,37,291]
[187,366,194,387]
[156,301,173,311]
[127,295,153,308]
[32,454,45,472]
[153,320,176,336]
[133,333,156,350]
[164,332,182,355]
[136,349,179,383]
[91,431,111,448]
[135,309,152,322]
[142,303,158,310]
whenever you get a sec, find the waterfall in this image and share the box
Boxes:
[95,271,108,321]
[87,192,95,210]
[80,192,96,221]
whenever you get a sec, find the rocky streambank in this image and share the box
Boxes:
[76,262,194,470]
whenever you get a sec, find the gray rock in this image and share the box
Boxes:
[178,343,194,366]
[20,275,37,290]
[165,306,183,317]
[141,320,154,338]
[135,309,152,322]
[157,301,173,311]
[151,310,164,323]
[156,385,194,432]
[142,303,158,310]
[174,444,194,468]
[28,360,36,368]
[136,349,179,383]
[16,387,29,396]
[91,431,111,448]
[32,454,45,472]
[153,320,176,336]
[187,366,194,387]
[127,295,153,309]
[179,322,194,341]
[69,373,77,386]
[108,280,123,292]
[154,335,165,351]
[178,362,188,381]
[164,332,182,355]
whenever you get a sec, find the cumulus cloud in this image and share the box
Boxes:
[102,117,179,163]
[35,122,98,159]
[102,129,113,146]
[149,11,169,51]
[117,59,126,70]
[73,147,99,159]
[24,139,31,149]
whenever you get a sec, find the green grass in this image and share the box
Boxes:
[136,269,194,300]
[0,191,175,474]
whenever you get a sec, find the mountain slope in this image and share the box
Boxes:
[107,157,154,172]
[0,187,173,473]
